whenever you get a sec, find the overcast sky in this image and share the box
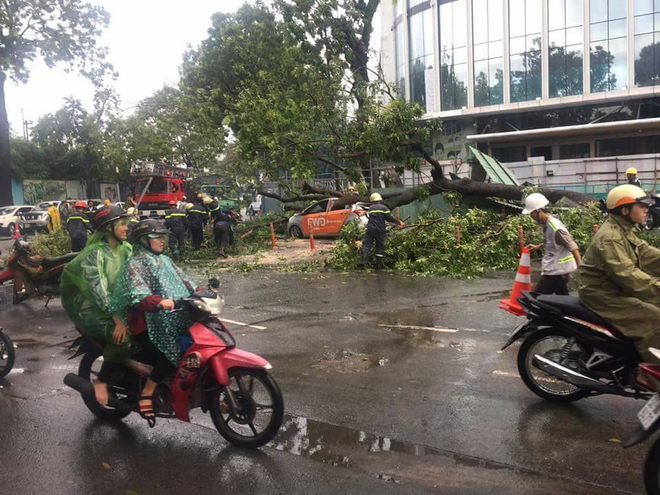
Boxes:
[7,0,250,134]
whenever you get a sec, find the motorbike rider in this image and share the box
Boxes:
[60,205,138,406]
[522,193,581,295]
[66,201,93,252]
[186,197,208,250]
[110,219,199,427]
[359,193,404,269]
[627,167,642,188]
[579,185,660,362]
[164,200,188,259]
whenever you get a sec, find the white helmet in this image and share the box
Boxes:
[370,193,383,202]
[606,184,651,210]
[126,207,136,216]
[522,193,550,215]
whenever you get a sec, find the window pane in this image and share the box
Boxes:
[488,0,504,40]
[454,63,468,107]
[549,29,566,47]
[526,0,543,34]
[489,58,504,104]
[473,0,488,43]
[566,0,583,27]
[609,0,626,20]
[590,21,608,41]
[474,60,490,106]
[527,52,542,99]
[510,0,526,37]
[548,0,565,30]
[527,34,542,51]
[454,0,467,47]
[591,42,609,92]
[510,36,526,54]
[566,47,584,95]
[609,37,628,89]
[636,14,654,34]
[590,0,608,23]
[609,19,627,38]
[549,46,565,97]
[423,9,434,53]
[440,2,453,50]
[454,46,468,63]
[656,12,660,32]
[566,26,583,45]
[474,42,489,60]
[490,40,504,57]
[636,0,654,16]
[510,53,526,102]
[635,33,655,87]
[410,14,425,59]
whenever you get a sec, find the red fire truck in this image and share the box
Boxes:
[131,163,187,218]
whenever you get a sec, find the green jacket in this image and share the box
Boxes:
[579,215,660,305]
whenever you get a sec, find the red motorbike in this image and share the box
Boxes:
[623,353,660,495]
[0,240,77,305]
[64,288,284,448]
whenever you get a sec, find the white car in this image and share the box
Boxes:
[18,201,61,233]
[0,205,34,236]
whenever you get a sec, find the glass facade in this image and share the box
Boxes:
[548,0,584,97]
[473,0,504,106]
[394,2,406,98]
[509,0,543,102]
[634,0,660,87]
[408,1,435,110]
[439,0,468,110]
[590,0,627,92]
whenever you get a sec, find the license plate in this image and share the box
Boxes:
[639,394,660,430]
[509,320,527,336]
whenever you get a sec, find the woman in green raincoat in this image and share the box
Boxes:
[60,205,137,406]
[110,219,199,426]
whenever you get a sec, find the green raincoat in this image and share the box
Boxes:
[60,232,137,362]
[109,244,198,365]
[579,215,660,361]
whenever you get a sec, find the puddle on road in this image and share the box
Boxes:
[313,349,389,374]
[270,413,517,479]
[390,328,447,349]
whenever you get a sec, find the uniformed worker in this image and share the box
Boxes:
[522,193,581,295]
[579,185,659,362]
[66,201,93,252]
[627,167,642,188]
[359,193,404,269]
[186,199,208,250]
[164,200,188,258]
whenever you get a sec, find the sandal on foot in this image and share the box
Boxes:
[138,396,156,428]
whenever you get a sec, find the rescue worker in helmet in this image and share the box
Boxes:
[186,196,208,250]
[627,168,642,188]
[66,201,93,252]
[579,185,660,362]
[110,219,199,427]
[60,205,138,406]
[164,199,188,259]
[359,193,404,269]
[522,193,581,295]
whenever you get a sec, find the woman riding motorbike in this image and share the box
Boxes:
[60,205,138,406]
[579,185,660,362]
[110,219,199,426]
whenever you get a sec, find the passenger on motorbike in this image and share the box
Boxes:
[60,205,138,405]
[579,185,660,362]
[110,219,199,426]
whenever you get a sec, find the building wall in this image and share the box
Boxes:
[380,0,660,120]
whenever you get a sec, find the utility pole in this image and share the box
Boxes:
[21,108,30,141]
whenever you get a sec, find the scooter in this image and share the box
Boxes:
[63,288,284,448]
[0,239,77,306]
[622,352,660,495]
[0,327,15,378]
[503,291,648,403]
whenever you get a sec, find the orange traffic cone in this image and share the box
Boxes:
[12,221,20,240]
[499,247,531,316]
[309,228,317,251]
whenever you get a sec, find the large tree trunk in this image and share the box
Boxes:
[0,74,14,206]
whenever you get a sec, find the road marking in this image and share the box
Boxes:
[378,324,458,333]
[492,370,518,377]
[220,318,267,331]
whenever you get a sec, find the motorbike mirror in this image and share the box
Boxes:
[209,277,220,289]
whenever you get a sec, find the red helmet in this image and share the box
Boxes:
[74,201,87,208]
[168,200,178,207]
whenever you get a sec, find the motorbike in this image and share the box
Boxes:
[502,291,648,403]
[0,327,15,378]
[623,353,660,495]
[63,287,284,449]
[0,239,77,306]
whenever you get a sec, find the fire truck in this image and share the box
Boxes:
[130,163,187,219]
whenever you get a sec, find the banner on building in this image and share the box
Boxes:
[65,181,85,200]
[22,180,67,204]
[100,183,120,202]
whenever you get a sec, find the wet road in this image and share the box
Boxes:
[0,269,648,494]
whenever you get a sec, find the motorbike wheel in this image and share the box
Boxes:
[210,367,284,449]
[0,330,16,379]
[517,328,591,403]
[78,351,131,422]
[645,438,660,495]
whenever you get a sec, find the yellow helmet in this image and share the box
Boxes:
[104,199,111,205]
[369,193,383,202]
[626,167,638,175]
[606,184,651,210]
